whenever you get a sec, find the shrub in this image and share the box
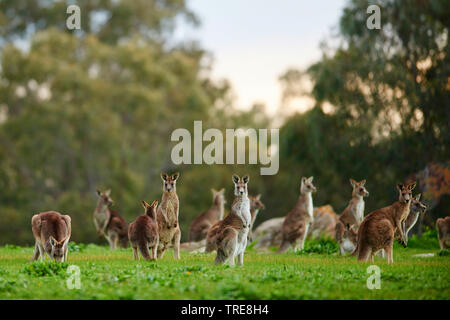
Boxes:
[22,261,69,277]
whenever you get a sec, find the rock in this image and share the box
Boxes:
[309,205,338,240]
[253,205,338,248]
[180,239,206,252]
[412,253,435,257]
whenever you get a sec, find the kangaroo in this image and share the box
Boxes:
[213,174,251,266]
[31,211,71,262]
[94,189,128,249]
[335,179,369,255]
[128,200,159,260]
[404,194,427,240]
[377,194,427,258]
[247,194,265,242]
[157,172,181,259]
[278,176,316,253]
[354,181,416,263]
[189,188,226,242]
[437,216,450,250]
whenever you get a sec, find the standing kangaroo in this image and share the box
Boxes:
[157,172,181,259]
[213,174,251,266]
[247,194,265,242]
[377,194,427,258]
[354,181,416,263]
[94,189,128,249]
[189,188,226,242]
[278,176,316,253]
[128,200,159,260]
[436,216,450,250]
[335,179,369,255]
[31,211,71,262]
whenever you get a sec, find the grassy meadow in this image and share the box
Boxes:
[0,235,449,300]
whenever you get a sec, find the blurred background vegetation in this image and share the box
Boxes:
[0,0,448,245]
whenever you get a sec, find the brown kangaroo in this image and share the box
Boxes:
[94,189,128,249]
[354,181,416,263]
[377,194,427,258]
[278,176,316,253]
[206,193,265,252]
[157,172,181,259]
[31,211,71,262]
[437,216,450,250]
[335,179,369,255]
[247,194,265,242]
[128,200,159,260]
[189,188,226,242]
[213,174,252,266]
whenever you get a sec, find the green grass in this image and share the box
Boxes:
[0,241,449,300]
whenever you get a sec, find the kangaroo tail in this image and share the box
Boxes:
[350,242,359,256]
[137,241,151,260]
[214,247,227,264]
[277,240,290,253]
[119,234,129,248]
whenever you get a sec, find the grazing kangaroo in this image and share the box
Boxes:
[128,200,159,260]
[354,181,416,263]
[31,211,71,262]
[189,188,226,242]
[335,179,369,255]
[247,194,265,242]
[437,216,450,250]
[278,176,316,253]
[157,172,181,259]
[214,174,251,266]
[94,189,128,249]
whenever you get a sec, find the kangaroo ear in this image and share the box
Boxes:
[161,173,168,181]
[360,179,366,186]
[301,177,307,184]
[256,194,261,200]
[171,172,180,181]
[96,189,102,197]
[211,188,217,194]
[408,181,417,191]
[142,200,150,209]
[49,236,56,247]
[242,175,249,184]
[104,189,111,196]
[151,200,158,208]
[308,176,314,182]
[232,174,240,184]
[219,188,225,193]
[397,183,404,191]
[414,194,421,201]
[349,179,357,187]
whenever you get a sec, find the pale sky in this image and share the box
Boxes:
[175,0,348,115]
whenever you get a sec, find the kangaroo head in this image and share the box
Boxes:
[211,188,226,204]
[161,172,179,193]
[49,236,68,262]
[96,189,113,207]
[300,176,316,194]
[233,174,249,196]
[142,200,158,218]
[350,179,369,198]
[410,194,427,214]
[397,181,416,204]
[249,194,265,211]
